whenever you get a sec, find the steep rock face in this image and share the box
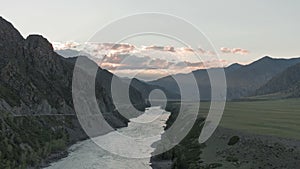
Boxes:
[0,18,21,75]
[0,16,148,127]
[0,33,75,115]
[0,16,149,168]
[0,16,24,61]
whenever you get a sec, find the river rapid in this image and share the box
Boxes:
[45,106,170,169]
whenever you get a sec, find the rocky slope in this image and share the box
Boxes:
[0,16,148,168]
[56,49,180,102]
[255,62,300,98]
[0,16,149,124]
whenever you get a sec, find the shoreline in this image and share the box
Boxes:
[151,125,300,169]
[149,101,300,168]
[39,133,89,168]
[40,106,169,169]
[38,115,128,168]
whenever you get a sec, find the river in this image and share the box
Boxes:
[45,106,170,169]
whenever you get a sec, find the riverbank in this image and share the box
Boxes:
[39,136,88,168]
[38,117,89,168]
[152,125,300,169]
[151,103,205,169]
[151,101,300,169]
[38,105,151,168]
[150,160,172,169]
[44,107,170,169]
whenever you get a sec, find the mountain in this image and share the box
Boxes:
[0,16,148,119]
[55,49,81,58]
[0,16,148,168]
[57,50,180,102]
[123,78,180,101]
[225,63,243,72]
[255,62,300,98]
[150,56,300,100]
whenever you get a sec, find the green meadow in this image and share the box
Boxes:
[196,98,300,140]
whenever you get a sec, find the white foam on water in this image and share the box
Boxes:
[45,107,170,169]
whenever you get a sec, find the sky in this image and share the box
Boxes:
[1,0,300,80]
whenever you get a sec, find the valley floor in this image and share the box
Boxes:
[152,98,300,169]
[201,127,300,169]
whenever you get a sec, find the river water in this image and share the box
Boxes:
[45,107,170,169]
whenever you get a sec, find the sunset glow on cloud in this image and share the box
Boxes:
[53,41,232,80]
[220,47,249,55]
[53,41,80,50]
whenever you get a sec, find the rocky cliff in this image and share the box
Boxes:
[0,16,148,168]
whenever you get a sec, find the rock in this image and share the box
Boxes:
[228,136,240,146]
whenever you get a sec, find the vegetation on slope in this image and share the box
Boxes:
[0,16,150,168]
[0,111,84,169]
[152,102,210,169]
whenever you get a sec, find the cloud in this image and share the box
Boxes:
[100,54,173,70]
[174,59,227,69]
[142,45,175,52]
[52,41,80,50]
[51,41,228,80]
[100,54,150,70]
[148,58,171,69]
[220,47,231,53]
[142,45,216,56]
[178,47,194,53]
[110,59,228,81]
[174,61,203,68]
[220,47,249,55]
[231,48,249,55]
[99,62,126,70]
[84,43,136,55]
[99,52,227,71]
[111,69,171,81]
[192,47,216,56]
[98,43,136,53]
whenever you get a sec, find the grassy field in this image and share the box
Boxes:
[195,98,300,140]
[153,99,300,168]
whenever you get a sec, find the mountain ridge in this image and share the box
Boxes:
[150,56,300,100]
[0,16,149,168]
[255,62,300,98]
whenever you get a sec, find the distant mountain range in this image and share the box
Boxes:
[57,47,300,101]
[55,49,82,58]
[150,56,300,100]
[122,78,180,101]
[56,49,180,101]
[255,62,300,98]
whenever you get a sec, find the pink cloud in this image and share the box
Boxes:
[179,47,194,52]
[220,47,231,53]
[52,41,228,77]
[220,47,249,55]
[110,59,228,80]
[232,48,249,55]
[143,45,175,52]
[53,41,80,50]
[98,52,226,71]
[86,43,136,54]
